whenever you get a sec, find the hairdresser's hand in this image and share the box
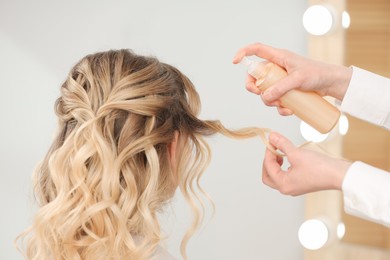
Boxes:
[262,132,352,196]
[233,43,352,116]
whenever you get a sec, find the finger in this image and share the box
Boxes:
[262,158,278,189]
[262,149,273,186]
[268,132,296,155]
[276,106,294,116]
[260,94,281,107]
[262,170,278,190]
[232,42,286,65]
[246,75,262,95]
[263,147,285,181]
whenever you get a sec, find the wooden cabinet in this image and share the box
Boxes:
[305,0,390,259]
[341,0,390,250]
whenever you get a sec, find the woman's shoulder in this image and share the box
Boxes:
[154,245,178,260]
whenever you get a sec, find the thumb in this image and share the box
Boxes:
[268,132,296,155]
[262,73,297,103]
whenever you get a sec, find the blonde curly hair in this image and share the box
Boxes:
[17,49,271,259]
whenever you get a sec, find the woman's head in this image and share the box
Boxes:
[54,49,212,203]
[19,49,270,260]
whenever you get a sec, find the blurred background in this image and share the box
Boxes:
[0,0,308,259]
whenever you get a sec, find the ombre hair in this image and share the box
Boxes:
[17,49,271,259]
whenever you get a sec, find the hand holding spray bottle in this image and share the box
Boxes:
[240,57,340,134]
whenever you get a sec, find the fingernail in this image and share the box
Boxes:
[262,90,272,101]
[232,56,240,64]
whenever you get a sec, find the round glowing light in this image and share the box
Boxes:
[300,121,329,142]
[342,11,351,29]
[337,222,346,239]
[338,114,349,135]
[298,219,329,250]
[303,5,334,36]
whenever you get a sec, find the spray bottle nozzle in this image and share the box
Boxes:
[240,57,254,68]
[239,56,266,80]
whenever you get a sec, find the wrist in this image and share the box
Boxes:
[327,66,353,101]
[333,159,352,190]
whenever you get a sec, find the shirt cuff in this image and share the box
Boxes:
[341,66,390,129]
[342,161,390,227]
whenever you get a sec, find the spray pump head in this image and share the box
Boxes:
[239,57,267,79]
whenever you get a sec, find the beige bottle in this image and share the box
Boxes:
[241,57,340,134]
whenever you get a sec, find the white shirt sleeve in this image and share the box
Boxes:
[341,66,390,130]
[342,161,390,227]
[340,67,390,226]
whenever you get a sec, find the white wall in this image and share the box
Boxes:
[0,1,307,259]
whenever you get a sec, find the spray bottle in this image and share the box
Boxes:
[241,57,340,134]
